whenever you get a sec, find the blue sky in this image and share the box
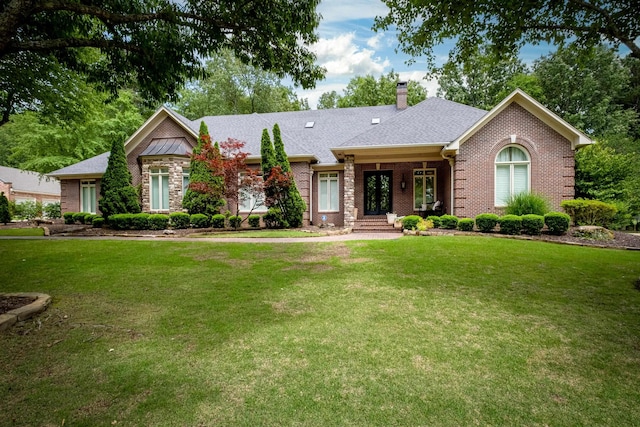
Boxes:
[296,0,557,108]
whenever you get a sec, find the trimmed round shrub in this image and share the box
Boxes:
[130,213,150,230]
[521,214,545,235]
[401,215,422,230]
[148,214,170,230]
[63,212,76,225]
[248,214,261,228]
[545,212,571,235]
[92,216,105,228]
[426,215,441,228]
[560,199,617,227]
[73,212,90,224]
[457,218,474,231]
[229,215,242,229]
[108,213,131,230]
[475,213,499,233]
[170,212,190,229]
[84,214,97,225]
[439,214,459,229]
[263,208,285,229]
[190,214,210,228]
[211,214,226,228]
[499,215,522,235]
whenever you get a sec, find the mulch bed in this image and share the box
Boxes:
[0,296,36,315]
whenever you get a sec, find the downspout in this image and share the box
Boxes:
[442,153,455,216]
[309,169,314,225]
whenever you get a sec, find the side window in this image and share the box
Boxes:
[318,172,339,212]
[80,180,96,213]
[495,145,530,206]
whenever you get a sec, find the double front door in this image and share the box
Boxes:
[364,171,392,215]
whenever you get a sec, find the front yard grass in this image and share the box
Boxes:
[1,236,639,426]
[0,227,44,236]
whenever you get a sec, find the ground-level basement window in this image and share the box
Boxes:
[80,180,96,214]
[150,168,170,210]
[319,172,339,212]
[495,145,530,206]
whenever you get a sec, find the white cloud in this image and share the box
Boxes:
[366,33,384,49]
[397,71,440,97]
[317,0,389,23]
[312,33,391,77]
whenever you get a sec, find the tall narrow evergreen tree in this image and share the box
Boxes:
[98,138,141,218]
[272,123,306,227]
[182,122,225,216]
[260,128,278,207]
[0,192,11,224]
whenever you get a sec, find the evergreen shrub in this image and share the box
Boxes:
[170,212,190,229]
[92,217,105,228]
[148,214,170,230]
[426,215,441,228]
[0,192,10,224]
[248,215,261,228]
[521,214,545,235]
[191,214,210,228]
[84,214,97,225]
[229,215,242,229]
[545,212,571,235]
[130,213,150,230]
[439,214,459,229]
[63,212,75,224]
[475,213,499,232]
[264,208,285,229]
[561,199,617,227]
[211,214,225,228]
[73,212,90,224]
[499,215,522,235]
[457,218,474,231]
[43,202,61,219]
[401,215,422,230]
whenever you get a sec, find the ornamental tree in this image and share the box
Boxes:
[0,191,10,224]
[98,138,141,218]
[272,124,306,228]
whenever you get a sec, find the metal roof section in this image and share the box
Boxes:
[0,166,60,195]
[139,137,192,157]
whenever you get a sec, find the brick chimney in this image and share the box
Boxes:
[396,81,408,110]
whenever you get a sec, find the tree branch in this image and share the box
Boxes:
[8,37,144,54]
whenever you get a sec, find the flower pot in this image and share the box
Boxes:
[386,213,397,224]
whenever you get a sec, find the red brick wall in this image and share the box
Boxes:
[290,162,312,226]
[311,170,344,226]
[60,179,101,214]
[455,103,575,218]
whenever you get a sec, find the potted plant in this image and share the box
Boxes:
[386,212,397,224]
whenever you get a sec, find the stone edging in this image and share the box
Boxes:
[0,293,52,331]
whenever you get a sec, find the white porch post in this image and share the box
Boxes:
[448,157,455,216]
[344,155,355,227]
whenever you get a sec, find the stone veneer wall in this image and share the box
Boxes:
[140,157,190,213]
[343,156,355,227]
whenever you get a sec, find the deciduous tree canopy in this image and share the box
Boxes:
[0,0,324,124]
[374,1,640,72]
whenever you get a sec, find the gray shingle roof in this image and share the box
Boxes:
[47,152,110,177]
[0,166,60,195]
[47,97,489,177]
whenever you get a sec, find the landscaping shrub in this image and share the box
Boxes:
[107,213,129,230]
[210,214,226,228]
[43,202,61,219]
[191,214,210,228]
[148,214,170,230]
[426,215,441,228]
[170,212,191,229]
[505,192,551,216]
[228,215,242,229]
[248,214,261,228]
[499,215,522,235]
[263,208,285,229]
[84,214,97,225]
[545,212,571,235]
[401,215,422,230]
[457,218,474,231]
[13,201,42,220]
[73,212,90,224]
[130,213,150,230]
[521,214,545,235]
[92,216,105,228]
[439,214,459,229]
[63,212,75,225]
[475,213,499,233]
[561,199,617,227]
[0,192,10,224]
[416,218,434,232]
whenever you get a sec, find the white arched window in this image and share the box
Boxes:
[495,145,530,206]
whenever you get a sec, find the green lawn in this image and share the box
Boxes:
[0,227,44,236]
[1,236,639,426]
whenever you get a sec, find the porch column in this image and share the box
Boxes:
[344,155,355,227]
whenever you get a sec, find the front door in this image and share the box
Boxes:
[364,171,392,215]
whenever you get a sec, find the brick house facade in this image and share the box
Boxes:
[49,89,591,226]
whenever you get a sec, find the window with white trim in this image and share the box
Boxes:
[413,169,436,210]
[495,145,530,206]
[182,167,190,200]
[239,173,268,212]
[318,172,339,212]
[80,180,96,213]
[150,168,170,210]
